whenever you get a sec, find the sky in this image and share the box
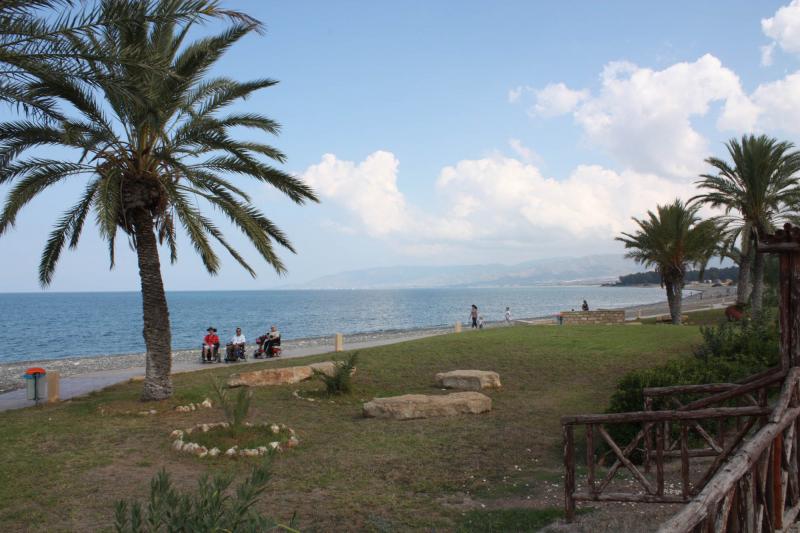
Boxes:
[2,0,800,292]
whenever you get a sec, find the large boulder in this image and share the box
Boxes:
[435,370,501,391]
[362,392,492,420]
[227,361,350,387]
[228,366,313,387]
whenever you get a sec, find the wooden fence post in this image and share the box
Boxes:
[335,333,343,352]
[454,322,462,333]
[46,371,59,404]
[564,424,575,522]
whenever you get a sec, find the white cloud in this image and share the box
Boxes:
[763,1,800,57]
[749,71,800,134]
[302,151,696,258]
[761,43,776,66]
[530,83,589,117]
[508,85,525,103]
[513,55,750,178]
[508,138,540,162]
[300,151,409,237]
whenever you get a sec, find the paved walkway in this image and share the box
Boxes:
[0,332,443,412]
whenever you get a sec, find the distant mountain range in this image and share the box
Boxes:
[285,254,647,290]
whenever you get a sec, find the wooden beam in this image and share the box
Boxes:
[657,406,800,532]
[564,424,575,523]
[598,425,655,494]
[562,406,771,425]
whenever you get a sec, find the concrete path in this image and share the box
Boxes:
[0,332,443,412]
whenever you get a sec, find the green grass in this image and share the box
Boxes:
[457,507,592,532]
[0,324,701,531]
[640,307,727,326]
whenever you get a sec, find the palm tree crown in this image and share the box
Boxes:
[0,1,317,284]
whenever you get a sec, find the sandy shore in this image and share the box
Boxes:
[0,284,736,395]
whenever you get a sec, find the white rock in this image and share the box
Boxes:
[172,439,184,451]
[198,451,207,458]
[201,398,212,408]
[170,430,184,439]
[149,409,157,415]
[200,424,209,432]
[258,446,268,454]
[270,424,280,434]
[208,448,220,457]
[195,446,208,456]
[286,436,300,448]
[189,403,196,411]
[225,446,238,456]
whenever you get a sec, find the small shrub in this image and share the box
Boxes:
[313,353,358,395]
[113,463,297,532]
[604,310,779,459]
[213,379,252,428]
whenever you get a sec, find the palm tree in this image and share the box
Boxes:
[617,200,719,325]
[0,0,318,400]
[0,0,236,118]
[692,135,800,317]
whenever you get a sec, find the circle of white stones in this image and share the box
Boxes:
[169,422,299,458]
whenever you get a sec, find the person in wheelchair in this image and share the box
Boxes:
[255,325,281,358]
[202,327,220,363]
[225,327,247,362]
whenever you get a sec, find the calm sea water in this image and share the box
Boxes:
[0,286,668,363]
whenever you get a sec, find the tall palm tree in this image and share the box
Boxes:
[0,0,318,400]
[693,135,800,317]
[617,200,719,325]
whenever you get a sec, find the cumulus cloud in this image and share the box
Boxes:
[512,55,751,178]
[749,71,800,134]
[530,83,589,117]
[763,1,800,57]
[300,151,409,236]
[301,151,696,257]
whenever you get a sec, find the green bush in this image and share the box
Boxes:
[313,352,358,395]
[604,312,779,456]
[113,463,296,532]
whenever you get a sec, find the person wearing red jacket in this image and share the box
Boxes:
[202,327,220,362]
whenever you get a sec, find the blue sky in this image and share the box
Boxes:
[1,0,799,292]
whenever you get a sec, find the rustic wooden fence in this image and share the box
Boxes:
[562,224,800,531]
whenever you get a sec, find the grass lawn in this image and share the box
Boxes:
[0,324,702,531]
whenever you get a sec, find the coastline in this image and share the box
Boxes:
[0,284,736,395]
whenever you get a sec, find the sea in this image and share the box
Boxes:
[0,286,668,363]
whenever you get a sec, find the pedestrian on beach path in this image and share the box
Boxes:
[505,306,512,325]
[470,304,479,328]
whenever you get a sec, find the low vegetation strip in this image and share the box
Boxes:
[0,325,701,531]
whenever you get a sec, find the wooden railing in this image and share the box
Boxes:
[656,367,800,532]
[561,368,786,523]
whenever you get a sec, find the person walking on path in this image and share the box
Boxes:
[470,305,479,329]
[505,306,512,325]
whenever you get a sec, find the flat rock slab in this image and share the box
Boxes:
[363,392,492,420]
[435,370,501,391]
[228,362,338,387]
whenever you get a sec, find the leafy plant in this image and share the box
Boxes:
[113,462,297,532]
[313,353,358,395]
[605,311,779,458]
[213,379,252,429]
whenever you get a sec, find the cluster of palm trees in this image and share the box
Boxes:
[0,1,317,400]
[618,135,800,325]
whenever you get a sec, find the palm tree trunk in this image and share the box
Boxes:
[665,279,683,325]
[132,209,173,401]
[751,249,765,318]
[737,232,753,306]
